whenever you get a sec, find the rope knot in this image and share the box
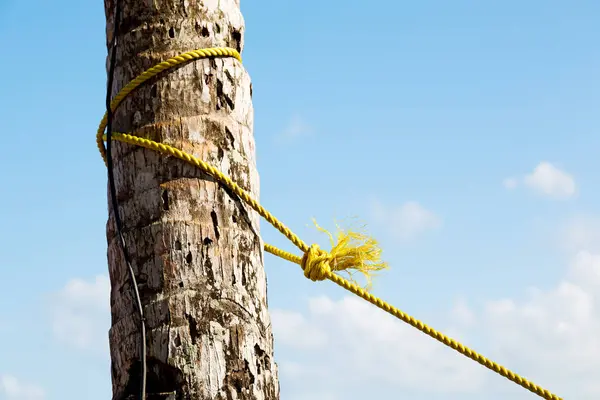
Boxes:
[297,220,390,289]
[301,244,333,281]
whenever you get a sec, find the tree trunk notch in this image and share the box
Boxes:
[103,1,279,399]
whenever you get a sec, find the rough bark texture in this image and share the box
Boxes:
[103,1,279,399]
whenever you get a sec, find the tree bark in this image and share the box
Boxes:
[103,1,279,399]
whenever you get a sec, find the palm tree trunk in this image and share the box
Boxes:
[103,1,279,398]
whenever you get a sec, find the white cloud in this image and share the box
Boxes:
[562,215,600,253]
[51,275,110,354]
[568,251,600,288]
[524,162,576,198]
[0,375,45,400]
[270,309,328,349]
[272,296,485,398]
[276,115,312,141]
[480,250,600,398]
[371,200,441,241]
[505,162,576,199]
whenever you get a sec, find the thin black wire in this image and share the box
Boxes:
[105,0,147,399]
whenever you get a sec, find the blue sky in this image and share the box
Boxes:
[1,0,599,399]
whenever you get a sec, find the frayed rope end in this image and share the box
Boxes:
[301,219,389,290]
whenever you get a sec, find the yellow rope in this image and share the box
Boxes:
[97,47,562,400]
